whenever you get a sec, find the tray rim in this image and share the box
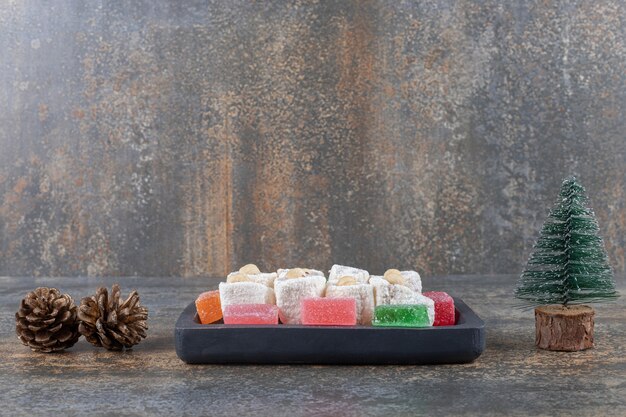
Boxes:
[176,296,484,331]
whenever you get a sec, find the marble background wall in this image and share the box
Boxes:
[1,0,624,278]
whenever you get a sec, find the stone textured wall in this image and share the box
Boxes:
[0,0,624,278]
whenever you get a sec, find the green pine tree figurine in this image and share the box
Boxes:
[516,176,619,351]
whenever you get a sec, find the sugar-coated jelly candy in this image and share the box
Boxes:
[423,291,456,326]
[372,304,431,327]
[223,304,279,325]
[195,290,222,324]
[301,297,357,326]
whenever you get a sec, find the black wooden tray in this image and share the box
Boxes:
[175,297,485,365]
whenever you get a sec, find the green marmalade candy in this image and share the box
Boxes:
[372,304,430,328]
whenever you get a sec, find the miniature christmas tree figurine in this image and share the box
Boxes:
[516,176,619,351]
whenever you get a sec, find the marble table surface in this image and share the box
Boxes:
[1,275,625,417]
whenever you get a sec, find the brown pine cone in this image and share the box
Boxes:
[78,284,148,351]
[15,287,80,353]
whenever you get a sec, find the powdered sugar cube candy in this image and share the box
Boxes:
[325,276,375,325]
[369,276,420,305]
[400,270,422,293]
[223,304,279,325]
[277,267,325,279]
[218,274,275,314]
[380,268,422,293]
[226,263,278,288]
[195,290,222,324]
[301,297,357,326]
[327,264,370,285]
[423,291,456,326]
[274,268,326,324]
[370,270,434,325]
[225,271,277,288]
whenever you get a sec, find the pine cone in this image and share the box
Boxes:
[15,287,80,353]
[78,284,148,351]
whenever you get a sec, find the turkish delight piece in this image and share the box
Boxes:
[400,270,422,293]
[277,267,325,279]
[227,271,278,288]
[423,291,456,326]
[382,268,422,293]
[301,297,357,326]
[325,279,375,325]
[274,268,326,324]
[370,276,420,305]
[195,290,222,324]
[223,304,279,325]
[218,281,275,314]
[372,304,431,328]
[327,264,370,285]
[227,264,278,288]
[369,275,434,324]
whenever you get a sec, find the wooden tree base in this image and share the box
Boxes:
[535,305,594,351]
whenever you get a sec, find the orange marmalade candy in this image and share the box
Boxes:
[195,290,222,324]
